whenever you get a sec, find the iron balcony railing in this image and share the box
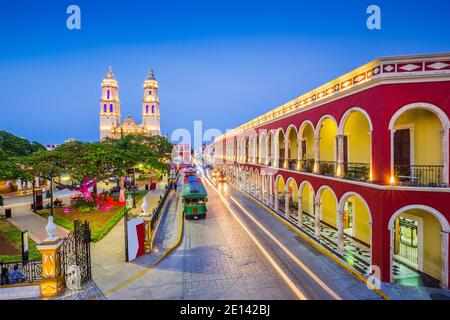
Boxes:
[278,158,286,168]
[343,162,371,182]
[288,159,297,171]
[393,165,446,187]
[318,161,337,177]
[300,159,314,173]
[0,260,42,286]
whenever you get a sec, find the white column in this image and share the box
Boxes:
[284,140,289,169]
[336,134,344,178]
[297,196,303,227]
[285,192,290,217]
[441,129,448,185]
[274,140,279,167]
[17,178,23,190]
[35,176,40,187]
[314,136,320,174]
[274,192,279,211]
[337,207,345,252]
[314,201,321,238]
[440,231,449,289]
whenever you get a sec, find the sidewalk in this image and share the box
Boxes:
[57,177,183,300]
[7,203,70,243]
[2,189,76,207]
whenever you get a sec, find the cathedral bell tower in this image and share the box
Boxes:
[99,66,121,140]
[141,69,161,136]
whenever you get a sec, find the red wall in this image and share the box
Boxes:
[216,80,450,283]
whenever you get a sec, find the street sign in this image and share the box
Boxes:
[21,230,29,263]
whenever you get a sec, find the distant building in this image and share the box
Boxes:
[99,67,161,140]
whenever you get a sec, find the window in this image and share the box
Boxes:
[146,105,149,113]
[110,104,113,113]
[103,104,107,113]
[107,90,110,99]
[149,91,152,96]
[152,105,155,113]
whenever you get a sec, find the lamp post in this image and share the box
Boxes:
[133,166,136,208]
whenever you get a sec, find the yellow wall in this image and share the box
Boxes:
[287,180,298,202]
[277,177,285,194]
[301,124,315,159]
[301,184,314,215]
[395,109,443,166]
[287,129,298,160]
[268,134,273,158]
[350,196,371,245]
[278,132,285,159]
[344,112,371,164]
[319,118,337,161]
[403,209,442,280]
[321,189,337,227]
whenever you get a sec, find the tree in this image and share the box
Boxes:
[17,136,171,200]
[0,131,45,182]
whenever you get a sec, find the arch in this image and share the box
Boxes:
[285,124,299,139]
[276,128,286,168]
[315,115,338,139]
[389,102,450,131]
[286,125,299,170]
[299,120,315,137]
[338,107,374,135]
[299,180,314,194]
[389,102,449,186]
[315,185,338,205]
[338,191,373,222]
[388,204,450,232]
[388,204,450,287]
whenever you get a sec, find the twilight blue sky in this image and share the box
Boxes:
[0,0,449,145]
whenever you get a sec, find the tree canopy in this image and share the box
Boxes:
[0,131,45,181]
[8,134,173,198]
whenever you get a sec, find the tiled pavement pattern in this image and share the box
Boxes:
[253,192,424,281]
[180,197,294,300]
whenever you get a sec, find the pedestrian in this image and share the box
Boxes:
[174,182,178,191]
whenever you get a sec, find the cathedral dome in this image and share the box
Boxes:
[123,115,137,126]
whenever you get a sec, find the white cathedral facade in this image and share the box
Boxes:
[99,67,161,140]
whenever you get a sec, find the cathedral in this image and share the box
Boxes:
[99,67,161,140]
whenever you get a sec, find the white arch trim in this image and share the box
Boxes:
[338,107,374,135]
[388,102,450,130]
[388,204,450,232]
[285,124,299,139]
[315,115,338,139]
[299,120,315,137]
[299,180,315,195]
[314,185,338,204]
[285,177,299,193]
[338,191,373,222]
[388,102,449,186]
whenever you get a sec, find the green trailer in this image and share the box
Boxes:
[182,175,208,219]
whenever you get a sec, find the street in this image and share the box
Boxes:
[99,165,382,300]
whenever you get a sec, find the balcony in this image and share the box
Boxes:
[300,159,314,173]
[393,165,446,188]
[343,163,371,182]
[288,159,297,171]
[318,161,336,177]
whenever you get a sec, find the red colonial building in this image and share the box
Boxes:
[212,53,450,289]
